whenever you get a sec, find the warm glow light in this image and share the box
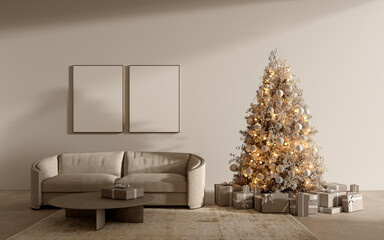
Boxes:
[250,160,254,162]
[284,142,288,146]
[257,153,260,156]
[263,137,267,140]
[244,174,247,177]
[259,161,262,164]
[290,152,294,155]
[309,164,313,169]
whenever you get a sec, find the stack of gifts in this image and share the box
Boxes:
[214,182,242,207]
[310,182,348,214]
[101,184,144,200]
[232,185,253,209]
[254,191,289,213]
[290,193,318,217]
[342,184,363,213]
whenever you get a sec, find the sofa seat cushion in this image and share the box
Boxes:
[42,173,117,192]
[115,173,187,193]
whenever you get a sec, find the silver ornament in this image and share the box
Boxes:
[275,122,282,130]
[301,135,308,141]
[276,165,285,173]
[275,176,284,184]
[261,145,269,152]
[295,123,302,131]
[230,164,237,172]
[249,145,257,152]
[245,168,253,175]
[277,89,284,97]
[303,169,311,177]
[254,123,262,130]
[256,173,264,181]
[296,144,303,152]
[276,137,284,145]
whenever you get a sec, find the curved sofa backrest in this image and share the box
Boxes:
[123,151,190,176]
[59,151,124,177]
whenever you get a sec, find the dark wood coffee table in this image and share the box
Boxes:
[49,192,154,230]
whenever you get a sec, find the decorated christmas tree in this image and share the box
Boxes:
[230,50,325,193]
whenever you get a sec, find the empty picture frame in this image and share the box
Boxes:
[73,65,123,133]
[129,65,180,133]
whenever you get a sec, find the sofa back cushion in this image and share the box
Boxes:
[59,151,124,177]
[124,151,190,176]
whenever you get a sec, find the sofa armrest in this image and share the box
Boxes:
[187,154,205,209]
[30,155,58,209]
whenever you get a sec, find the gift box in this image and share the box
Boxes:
[319,191,347,208]
[254,195,262,212]
[289,198,296,215]
[252,187,262,195]
[350,184,359,193]
[326,182,348,191]
[214,183,242,206]
[101,186,144,200]
[319,206,342,214]
[261,192,289,213]
[296,193,318,217]
[233,192,253,209]
[342,193,363,213]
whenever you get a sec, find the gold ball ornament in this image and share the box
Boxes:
[245,168,253,175]
[245,145,252,152]
[275,176,284,184]
[249,145,257,152]
[230,164,238,172]
[256,173,264,181]
[247,118,253,125]
[276,165,285,173]
[261,145,269,152]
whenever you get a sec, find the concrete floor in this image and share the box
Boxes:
[1,191,383,240]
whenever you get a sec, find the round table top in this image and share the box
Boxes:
[48,192,154,210]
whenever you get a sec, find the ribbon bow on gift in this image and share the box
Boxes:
[241,199,249,209]
[262,193,274,204]
[347,195,356,207]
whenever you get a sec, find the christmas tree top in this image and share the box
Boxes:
[230,50,325,193]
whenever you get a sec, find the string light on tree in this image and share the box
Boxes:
[229,50,325,193]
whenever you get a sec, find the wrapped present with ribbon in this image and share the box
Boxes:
[295,192,318,216]
[289,198,296,215]
[261,192,289,213]
[254,195,262,212]
[326,182,348,192]
[233,191,253,209]
[342,193,363,213]
[350,184,359,193]
[319,191,347,208]
[319,206,342,214]
[252,187,262,195]
[214,183,242,206]
[101,186,144,200]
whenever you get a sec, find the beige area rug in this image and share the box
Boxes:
[8,206,317,240]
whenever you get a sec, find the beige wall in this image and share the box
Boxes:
[1,0,383,190]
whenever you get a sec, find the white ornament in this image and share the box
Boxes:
[303,169,311,177]
[276,99,283,106]
[261,145,269,152]
[296,144,303,152]
[275,176,284,184]
[254,123,262,130]
[288,170,295,177]
[301,135,308,141]
[295,123,303,131]
[277,90,284,97]
[249,145,257,152]
[293,132,300,137]
[275,122,282,130]
[247,118,253,125]
[276,165,285,173]
[245,168,253,175]
[285,85,293,91]
[276,137,284,145]
[230,164,237,172]
[256,173,264,181]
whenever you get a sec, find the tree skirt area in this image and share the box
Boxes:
[8,206,317,240]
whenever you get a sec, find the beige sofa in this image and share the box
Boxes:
[31,151,205,209]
